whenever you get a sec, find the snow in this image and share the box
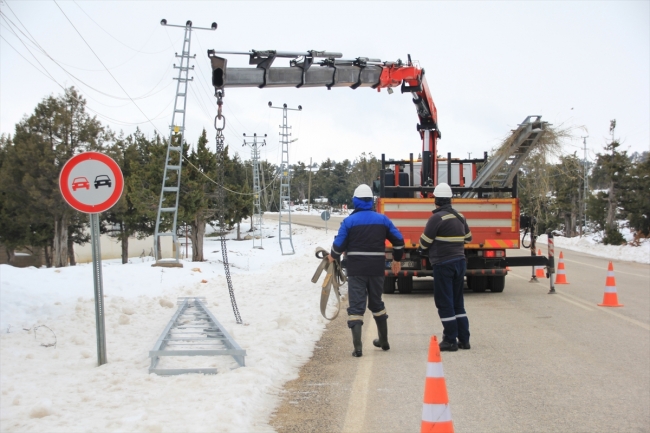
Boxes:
[0,220,340,432]
[1,212,648,432]
[537,225,650,265]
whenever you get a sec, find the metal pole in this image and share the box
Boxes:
[547,232,556,294]
[308,157,312,213]
[90,213,107,366]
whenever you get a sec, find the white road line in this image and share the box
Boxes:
[555,293,596,311]
[342,325,374,433]
[556,290,650,331]
[561,258,648,278]
[507,272,649,330]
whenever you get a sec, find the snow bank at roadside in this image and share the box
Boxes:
[537,233,650,264]
[0,222,339,432]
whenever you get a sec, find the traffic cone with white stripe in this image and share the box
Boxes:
[598,261,623,307]
[555,251,569,284]
[421,336,454,433]
[535,249,546,278]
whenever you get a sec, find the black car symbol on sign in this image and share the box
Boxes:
[94,175,112,189]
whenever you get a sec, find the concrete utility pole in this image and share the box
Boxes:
[243,133,267,249]
[581,135,589,237]
[308,157,313,213]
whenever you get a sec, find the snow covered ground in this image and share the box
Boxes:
[1,212,648,432]
[537,226,650,265]
[0,220,340,433]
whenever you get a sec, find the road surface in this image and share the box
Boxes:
[271,215,650,432]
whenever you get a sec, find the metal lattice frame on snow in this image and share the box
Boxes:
[149,297,246,375]
[243,133,266,249]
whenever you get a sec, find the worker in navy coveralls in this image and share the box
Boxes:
[328,184,405,357]
[419,183,473,351]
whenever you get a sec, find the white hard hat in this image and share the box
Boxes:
[433,183,452,198]
[353,184,373,198]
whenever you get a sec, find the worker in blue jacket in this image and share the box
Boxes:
[328,184,404,357]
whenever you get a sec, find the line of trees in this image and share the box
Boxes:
[0,88,383,267]
[2,88,647,268]
[518,139,649,245]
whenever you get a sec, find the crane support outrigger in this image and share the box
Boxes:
[207,48,554,294]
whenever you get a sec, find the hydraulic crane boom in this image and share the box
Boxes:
[207,49,441,184]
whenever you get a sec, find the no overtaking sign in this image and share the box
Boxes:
[59,151,124,367]
[59,151,124,213]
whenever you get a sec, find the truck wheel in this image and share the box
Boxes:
[397,276,413,294]
[383,277,396,294]
[467,276,487,292]
[488,276,505,293]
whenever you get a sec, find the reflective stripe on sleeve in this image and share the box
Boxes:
[441,214,457,220]
[392,245,404,249]
[421,404,452,423]
[421,234,433,244]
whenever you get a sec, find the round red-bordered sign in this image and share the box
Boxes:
[59,152,124,213]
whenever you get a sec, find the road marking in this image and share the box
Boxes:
[561,258,648,278]
[556,290,650,331]
[507,272,649,330]
[342,326,374,433]
[555,293,596,311]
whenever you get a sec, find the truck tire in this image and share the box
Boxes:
[383,277,396,294]
[488,276,505,293]
[467,275,487,292]
[397,276,413,294]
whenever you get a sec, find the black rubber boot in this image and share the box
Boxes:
[351,323,363,357]
[439,340,458,352]
[372,317,390,351]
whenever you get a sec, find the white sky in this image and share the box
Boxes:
[1,1,648,168]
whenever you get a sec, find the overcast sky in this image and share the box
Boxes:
[1,1,648,168]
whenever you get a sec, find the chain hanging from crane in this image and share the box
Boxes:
[214,90,242,324]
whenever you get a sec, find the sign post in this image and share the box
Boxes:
[321,210,331,234]
[59,152,124,366]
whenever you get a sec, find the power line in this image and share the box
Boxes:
[72,0,179,55]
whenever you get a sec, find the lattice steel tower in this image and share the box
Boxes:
[153,19,216,266]
[269,102,301,255]
[243,133,266,249]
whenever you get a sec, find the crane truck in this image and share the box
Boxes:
[207,48,552,293]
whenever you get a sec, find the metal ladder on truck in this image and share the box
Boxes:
[462,115,548,198]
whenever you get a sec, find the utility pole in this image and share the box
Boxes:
[153,19,216,267]
[269,102,302,255]
[307,157,313,213]
[243,133,266,249]
[581,135,589,237]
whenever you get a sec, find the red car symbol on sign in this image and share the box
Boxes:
[72,177,90,191]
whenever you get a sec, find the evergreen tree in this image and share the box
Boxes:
[178,129,218,261]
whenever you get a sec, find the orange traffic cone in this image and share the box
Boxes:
[598,261,623,307]
[421,336,454,433]
[555,252,569,284]
[535,249,546,278]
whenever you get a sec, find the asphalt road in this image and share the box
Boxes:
[271,216,650,433]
